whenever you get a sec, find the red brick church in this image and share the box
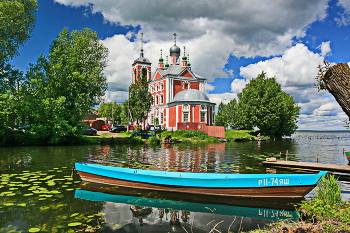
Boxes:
[132,33,216,130]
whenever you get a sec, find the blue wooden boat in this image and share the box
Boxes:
[132,131,154,139]
[75,162,327,198]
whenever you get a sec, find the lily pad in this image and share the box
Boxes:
[23,193,34,196]
[70,213,79,217]
[68,222,82,227]
[3,203,15,206]
[28,228,40,232]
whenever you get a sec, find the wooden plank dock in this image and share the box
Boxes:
[262,160,350,174]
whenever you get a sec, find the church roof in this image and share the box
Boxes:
[172,89,211,102]
[134,56,150,63]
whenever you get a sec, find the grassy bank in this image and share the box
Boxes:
[1,128,264,147]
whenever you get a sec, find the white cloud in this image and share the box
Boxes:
[230,79,248,94]
[54,0,329,61]
[317,41,332,57]
[336,0,350,26]
[207,93,238,106]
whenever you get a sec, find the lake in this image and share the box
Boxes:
[1,131,349,232]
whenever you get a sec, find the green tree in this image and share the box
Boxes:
[22,27,108,143]
[215,102,228,127]
[0,0,38,62]
[98,102,122,124]
[129,74,153,126]
[0,0,38,127]
[236,72,300,139]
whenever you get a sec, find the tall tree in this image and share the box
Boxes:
[128,74,153,126]
[0,0,38,62]
[98,102,122,124]
[0,0,38,127]
[215,102,228,127]
[23,27,108,143]
[236,72,300,139]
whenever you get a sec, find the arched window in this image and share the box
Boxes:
[160,83,164,90]
[156,95,159,105]
[142,68,147,78]
[160,94,164,104]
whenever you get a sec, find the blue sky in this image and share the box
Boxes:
[11,0,350,130]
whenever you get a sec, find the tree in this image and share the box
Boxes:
[215,102,228,127]
[128,74,153,126]
[316,62,350,120]
[22,27,108,143]
[98,102,122,124]
[235,72,300,139]
[0,0,38,62]
[0,0,38,127]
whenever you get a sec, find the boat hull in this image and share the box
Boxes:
[75,162,327,198]
[76,170,317,198]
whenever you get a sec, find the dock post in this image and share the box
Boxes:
[285,150,288,161]
[316,151,319,163]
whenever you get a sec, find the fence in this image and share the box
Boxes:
[177,123,225,138]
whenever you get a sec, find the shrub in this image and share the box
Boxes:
[148,136,160,144]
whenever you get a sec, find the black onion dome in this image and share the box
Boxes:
[170,45,181,56]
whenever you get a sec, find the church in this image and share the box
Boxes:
[132,34,216,130]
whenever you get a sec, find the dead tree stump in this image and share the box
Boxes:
[323,63,350,119]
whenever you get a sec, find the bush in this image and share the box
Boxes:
[148,136,160,144]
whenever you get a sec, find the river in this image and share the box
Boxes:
[0,131,349,232]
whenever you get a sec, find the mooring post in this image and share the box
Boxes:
[285,150,288,161]
[316,151,319,163]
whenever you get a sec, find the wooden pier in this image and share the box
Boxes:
[262,160,350,175]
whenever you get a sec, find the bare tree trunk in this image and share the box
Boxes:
[323,63,350,119]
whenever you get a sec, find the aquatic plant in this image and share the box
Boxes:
[0,167,106,232]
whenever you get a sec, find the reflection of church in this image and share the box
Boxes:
[132,33,216,130]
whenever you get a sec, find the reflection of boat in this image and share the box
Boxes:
[74,182,299,220]
[75,162,327,198]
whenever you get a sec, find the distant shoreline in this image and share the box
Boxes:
[295,130,350,132]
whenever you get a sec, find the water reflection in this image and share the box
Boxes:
[1,131,350,232]
[75,182,299,232]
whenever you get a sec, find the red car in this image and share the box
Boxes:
[102,125,111,131]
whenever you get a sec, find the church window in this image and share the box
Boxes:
[160,83,164,90]
[160,94,164,104]
[201,105,207,111]
[156,95,159,105]
[183,113,189,122]
[201,112,206,122]
[142,68,147,78]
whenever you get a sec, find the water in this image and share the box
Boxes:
[0,131,349,232]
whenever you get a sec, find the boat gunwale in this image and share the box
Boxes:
[75,162,327,179]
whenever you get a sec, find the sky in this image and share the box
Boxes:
[11,0,350,131]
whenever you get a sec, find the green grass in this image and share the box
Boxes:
[224,129,258,140]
